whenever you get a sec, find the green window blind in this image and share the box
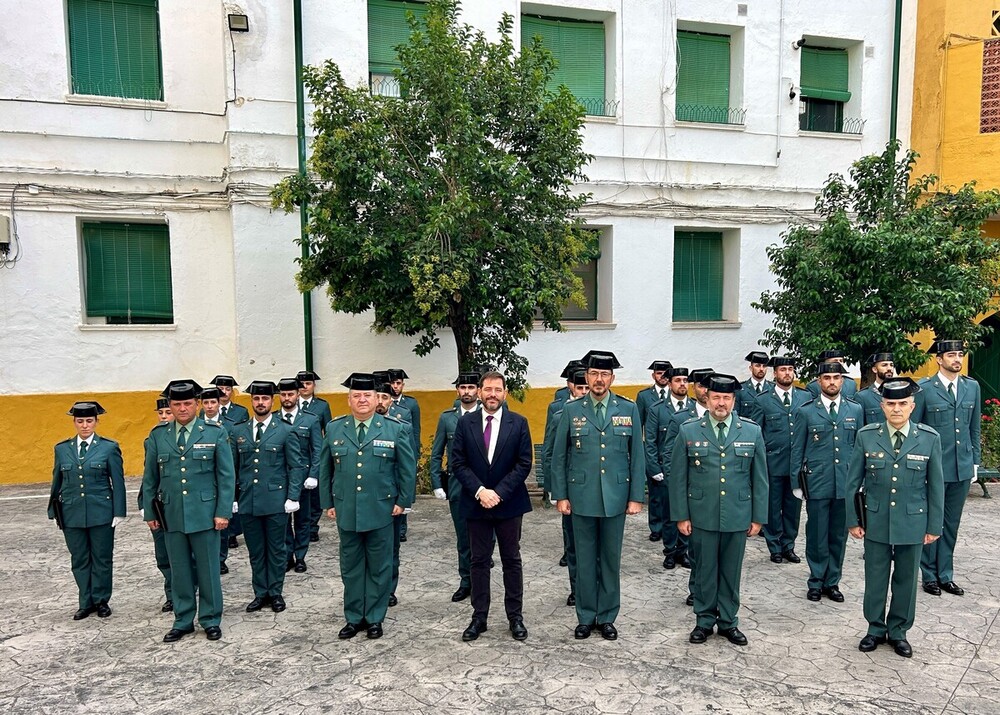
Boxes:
[368,0,428,75]
[800,47,851,103]
[676,31,730,122]
[83,222,173,323]
[521,16,606,115]
[673,231,723,322]
[68,0,163,101]
[564,259,598,320]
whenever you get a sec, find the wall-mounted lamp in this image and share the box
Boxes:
[228,14,250,32]
[789,84,797,100]
[792,36,806,50]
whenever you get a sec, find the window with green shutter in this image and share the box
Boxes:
[676,31,736,124]
[67,0,163,101]
[82,222,173,324]
[368,0,428,95]
[799,47,856,133]
[521,15,610,117]
[672,231,723,322]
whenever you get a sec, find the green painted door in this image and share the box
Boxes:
[970,314,1000,401]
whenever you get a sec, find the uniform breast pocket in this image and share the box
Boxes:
[924,406,948,426]
[373,446,395,469]
[612,426,632,448]
[263,444,281,464]
[157,454,170,475]
[331,446,349,467]
[905,456,928,487]
[688,450,707,472]
[191,450,215,471]
[572,426,591,451]
[734,447,753,466]
[866,458,885,484]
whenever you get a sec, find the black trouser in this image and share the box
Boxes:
[468,515,523,623]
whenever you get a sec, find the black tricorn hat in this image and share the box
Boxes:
[929,340,965,355]
[665,367,689,378]
[342,373,377,390]
[209,375,238,388]
[163,380,203,401]
[582,350,622,370]
[67,401,106,417]
[815,362,847,375]
[881,377,921,400]
[704,374,742,393]
[817,349,846,361]
[386,368,410,381]
[453,373,480,386]
[866,352,894,365]
[570,369,588,386]
[560,360,585,379]
[155,398,170,410]
[647,360,673,371]
[277,378,301,392]
[246,381,278,396]
[296,370,321,382]
[689,368,716,386]
[199,387,223,400]
[375,382,393,395]
[744,351,769,364]
[769,356,796,368]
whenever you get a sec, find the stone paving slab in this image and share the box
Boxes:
[0,478,997,714]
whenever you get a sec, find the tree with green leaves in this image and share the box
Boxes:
[753,140,1000,382]
[272,0,595,389]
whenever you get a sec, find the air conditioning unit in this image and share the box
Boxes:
[0,215,10,255]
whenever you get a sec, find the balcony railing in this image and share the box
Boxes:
[676,104,746,126]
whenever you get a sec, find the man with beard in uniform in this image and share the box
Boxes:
[298,370,332,543]
[636,361,673,422]
[855,353,895,426]
[736,351,772,418]
[277,378,322,574]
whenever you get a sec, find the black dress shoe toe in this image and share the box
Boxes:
[559,555,568,567]
[689,626,712,644]
[719,627,748,646]
[462,619,488,642]
[219,562,229,575]
[309,533,320,543]
[246,596,270,612]
[679,554,692,569]
[285,558,296,573]
[161,600,173,613]
[599,623,618,640]
[228,536,239,549]
[807,588,822,602]
[204,626,222,641]
[294,559,307,573]
[270,596,286,612]
[781,550,801,564]
[96,603,112,618]
[574,624,592,639]
[388,594,398,607]
[73,606,95,621]
[685,593,694,606]
[823,586,845,603]
[339,622,362,639]
[662,555,676,570]
[163,627,194,643]
[451,586,471,602]
[889,638,912,658]
[489,558,495,568]
[923,581,941,596]
[566,593,576,606]
[941,581,965,596]
[509,619,528,641]
[366,622,384,639]
[858,633,887,652]
[770,553,783,564]
[649,532,662,542]
[399,534,407,543]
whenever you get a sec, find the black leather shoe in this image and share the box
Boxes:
[649,532,662,542]
[219,562,229,575]
[246,596,271,612]
[163,627,194,643]
[806,588,822,602]
[96,602,112,618]
[719,627,748,646]
[309,533,319,543]
[509,618,528,641]
[399,534,408,543]
[574,624,592,639]
[770,553,783,564]
[858,633,887,652]
[161,600,173,613]
[823,586,845,603]
[781,550,801,564]
[889,638,912,658]
[678,553,692,569]
[338,622,362,639]
[689,626,712,643]
[941,581,965,596]
[228,536,239,549]
[559,554,568,567]
[663,555,676,569]
[923,581,942,596]
[451,586,471,602]
[270,595,286,613]
[388,594,398,607]
[294,559,307,573]
[366,622,383,639]
[685,593,694,606]
[204,626,222,641]
[566,593,576,606]
[490,558,495,568]
[599,623,618,640]
[462,619,488,642]
[73,606,96,621]
[285,557,296,573]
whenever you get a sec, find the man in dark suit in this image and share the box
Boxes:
[450,371,533,642]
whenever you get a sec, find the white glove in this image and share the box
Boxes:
[433,488,446,500]
[304,477,318,490]
[792,488,804,501]
[284,499,300,513]
[139,509,144,520]
[974,464,980,480]
[403,507,413,514]
[232,501,239,514]
[111,516,125,528]
[651,473,664,482]
[550,499,558,506]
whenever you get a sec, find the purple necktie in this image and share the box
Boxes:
[483,415,494,455]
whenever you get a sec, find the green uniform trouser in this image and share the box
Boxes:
[448,495,471,589]
[764,472,801,555]
[390,514,404,595]
[805,498,847,590]
[646,477,666,536]
[63,524,115,609]
[164,529,224,630]
[571,513,625,625]
[920,480,968,584]
[864,540,921,640]
[339,522,393,625]
[149,526,172,601]
[562,514,577,595]
[690,527,747,630]
[243,513,289,598]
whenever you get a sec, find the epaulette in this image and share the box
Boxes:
[329,415,349,423]
[614,394,635,404]
[859,423,881,433]
[150,422,170,432]
[842,396,861,405]
[203,421,223,429]
[57,437,76,446]
[443,406,458,414]
[916,423,941,435]
[381,414,403,424]
[737,416,760,427]
[801,397,818,407]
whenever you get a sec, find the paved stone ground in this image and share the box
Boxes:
[1,478,998,715]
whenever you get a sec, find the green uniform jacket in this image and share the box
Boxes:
[636,385,667,424]
[319,414,417,532]
[736,378,773,418]
[541,396,572,492]
[301,396,333,434]
[746,387,811,477]
[789,397,863,500]
[912,375,981,483]
[549,393,645,517]
[845,422,945,544]
[141,419,236,533]
[854,385,885,425]
[669,416,769,531]
[285,411,322,481]
[231,417,306,516]
[49,436,126,528]
[644,399,696,478]
[430,405,480,497]
[397,395,421,450]
[218,402,250,425]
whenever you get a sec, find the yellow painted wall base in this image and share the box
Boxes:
[2,385,644,485]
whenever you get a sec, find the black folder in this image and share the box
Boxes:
[797,466,810,501]
[49,495,65,530]
[152,496,168,531]
[853,491,867,531]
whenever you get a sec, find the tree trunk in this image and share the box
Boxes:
[449,304,475,373]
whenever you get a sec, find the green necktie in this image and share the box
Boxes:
[717,421,727,444]
[947,382,955,400]
[893,430,903,452]
[782,391,790,408]
[829,402,838,419]
[596,402,605,424]
[358,422,367,443]
[755,383,762,394]
[79,440,89,459]
[222,405,229,418]
[256,422,264,443]
[659,388,666,401]
[177,425,188,450]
